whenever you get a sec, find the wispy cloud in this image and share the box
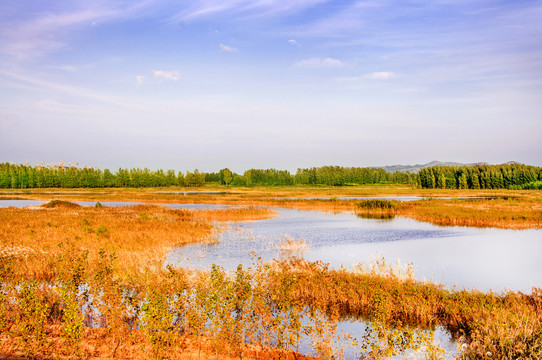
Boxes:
[0,70,141,109]
[288,39,298,46]
[295,57,344,68]
[153,70,179,81]
[169,0,329,22]
[136,75,145,86]
[365,71,395,80]
[219,43,239,53]
[0,2,152,60]
[1,8,116,59]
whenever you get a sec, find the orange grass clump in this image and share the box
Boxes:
[266,258,542,359]
[356,197,542,229]
[0,205,276,283]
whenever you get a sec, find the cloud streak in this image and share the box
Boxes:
[295,57,344,68]
[219,43,239,53]
[0,70,142,109]
[365,71,395,80]
[0,1,153,60]
[169,0,328,22]
[153,70,179,81]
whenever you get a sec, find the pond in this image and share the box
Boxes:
[167,207,541,294]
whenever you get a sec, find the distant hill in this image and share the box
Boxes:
[380,160,504,173]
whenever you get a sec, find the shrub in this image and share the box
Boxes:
[357,199,397,210]
[42,200,81,208]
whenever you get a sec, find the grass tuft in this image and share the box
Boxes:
[42,200,81,209]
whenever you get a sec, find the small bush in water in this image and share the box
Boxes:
[357,199,396,210]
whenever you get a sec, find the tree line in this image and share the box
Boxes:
[1,162,540,189]
[417,164,542,189]
[0,163,204,188]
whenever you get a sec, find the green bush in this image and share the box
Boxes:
[357,199,397,210]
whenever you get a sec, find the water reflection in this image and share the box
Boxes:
[0,199,228,210]
[356,212,396,221]
[167,207,542,293]
[0,199,47,207]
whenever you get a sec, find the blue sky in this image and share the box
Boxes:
[1,0,541,172]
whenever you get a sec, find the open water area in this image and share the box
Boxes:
[167,206,541,294]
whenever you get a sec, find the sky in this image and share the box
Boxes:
[1,0,541,173]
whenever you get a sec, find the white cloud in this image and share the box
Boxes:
[294,57,344,68]
[153,70,179,81]
[288,39,297,45]
[136,75,145,85]
[219,43,239,52]
[365,71,396,80]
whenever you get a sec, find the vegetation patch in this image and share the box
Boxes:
[357,199,397,211]
[41,200,81,208]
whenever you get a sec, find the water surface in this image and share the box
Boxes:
[167,207,541,293]
[0,199,227,210]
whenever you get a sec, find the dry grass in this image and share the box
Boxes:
[356,197,542,229]
[0,204,276,283]
[3,186,540,229]
[267,258,542,359]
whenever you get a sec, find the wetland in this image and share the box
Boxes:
[0,186,541,359]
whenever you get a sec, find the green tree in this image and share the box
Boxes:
[219,168,233,185]
[458,173,468,189]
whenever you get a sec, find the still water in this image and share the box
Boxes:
[0,199,227,210]
[167,207,541,293]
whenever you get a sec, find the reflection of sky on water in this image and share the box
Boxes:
[167,207,542,293]
[0,199,47,207]
[0,199,228,210]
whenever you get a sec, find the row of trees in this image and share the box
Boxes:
[294,166,417,186]
[0,163,205,188]
[1,163,541,189]
[418,164,542,189]
[207,167,414,187]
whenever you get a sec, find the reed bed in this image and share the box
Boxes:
[266,258,542,359]
[2,248,540,359]
[0,248,445,360]
[0,203,276,284]
[3,186,540,229]
[356,197,542,229]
